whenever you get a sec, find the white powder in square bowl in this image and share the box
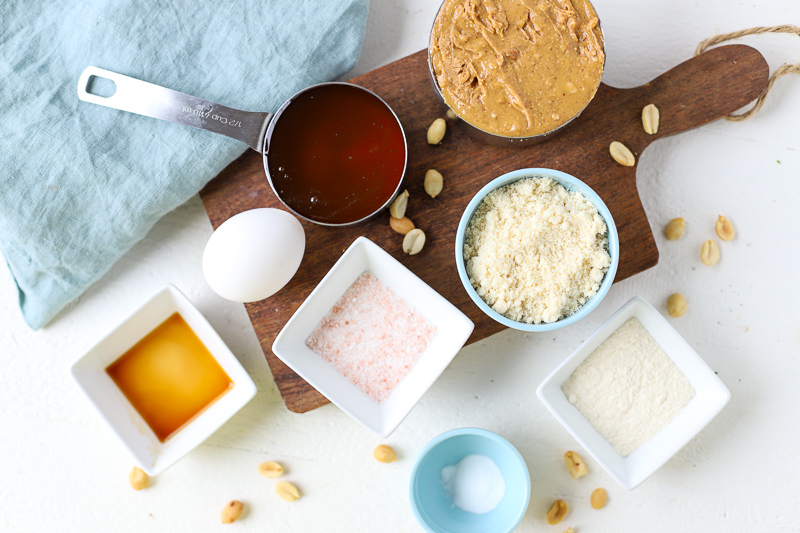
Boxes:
[561,317,695,457]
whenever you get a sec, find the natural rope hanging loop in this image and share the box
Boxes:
[694,25,800,121]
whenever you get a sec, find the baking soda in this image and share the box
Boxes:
[441,454,506,514]
[306,271,437,403]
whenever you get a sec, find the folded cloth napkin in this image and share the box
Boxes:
[0,0,369,329]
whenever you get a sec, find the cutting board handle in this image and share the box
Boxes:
[602,44,769,154]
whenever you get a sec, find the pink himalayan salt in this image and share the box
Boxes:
[305,271,437,403]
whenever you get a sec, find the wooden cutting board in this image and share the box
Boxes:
[200,44,768,413]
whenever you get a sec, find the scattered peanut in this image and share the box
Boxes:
[563,528,575,533]
[609,141,635,167]
[275,481,301,502]
[446,109,458,120]
[667,293,687,317]
[258,461,284,478]
[563,451,588,479]
[546,499,568,525]
[591,488,608,509]
[701,239,720,266]
[390,216,415,235]
[642,104,660,134]
[427,118,447,145]
[664,217,685,241]
[129,466,149,491]
[402,228,426,255]
[221,500,244,524]
[715,215,735,241]
[373,444,398,463]
[389,190,409,219]
[424,169,444,198]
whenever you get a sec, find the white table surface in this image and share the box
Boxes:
[2,1,799,531]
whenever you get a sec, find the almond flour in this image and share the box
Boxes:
[561,318,695,456]
[463,177,611,324]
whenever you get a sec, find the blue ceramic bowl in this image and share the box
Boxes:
[409,428,531,533]
[455,168,619,332]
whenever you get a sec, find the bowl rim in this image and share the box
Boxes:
[408,427,531,533]
[454,168,619,332]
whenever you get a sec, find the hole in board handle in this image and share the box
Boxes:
[86,75,116,98]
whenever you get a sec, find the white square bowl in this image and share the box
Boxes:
[272,236,474,437]
[536,296,730,490]
[71,284,257,476]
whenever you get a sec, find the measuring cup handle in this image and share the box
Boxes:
[77,66,272,152]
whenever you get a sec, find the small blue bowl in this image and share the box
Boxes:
[455,168,619,332]
[409,428,531,533]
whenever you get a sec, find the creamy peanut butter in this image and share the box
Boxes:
[430,0,605,137]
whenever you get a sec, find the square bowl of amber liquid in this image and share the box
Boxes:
[71,284,256,475]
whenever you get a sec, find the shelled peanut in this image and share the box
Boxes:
[373,444,398,463]
[221,500,244,524]
[667,293,687,317]
[664,218,685,240]
[259,461,284,478]
[563,451,588,479]
[591,488,608,509]
[275,481,301,502]
[427,118,446,145]
[716,215,734,241]
[547,499,568,525]
[128,467,149,491]
[424,169,444,198]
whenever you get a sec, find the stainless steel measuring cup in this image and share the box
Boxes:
[77,67,408,226]
[426,1,605,147]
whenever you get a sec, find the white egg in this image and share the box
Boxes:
[202,208,305,302]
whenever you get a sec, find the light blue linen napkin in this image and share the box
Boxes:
[0,0,369,329]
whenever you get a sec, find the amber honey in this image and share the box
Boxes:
[266,84,406,224]
[106,313,233,442]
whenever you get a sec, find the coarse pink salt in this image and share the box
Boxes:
[305,271,437,403]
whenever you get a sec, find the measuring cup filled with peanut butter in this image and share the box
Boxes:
[77,67,407,226]
[428,0,605,146]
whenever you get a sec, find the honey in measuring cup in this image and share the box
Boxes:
[106,313,233,442]
[266,84,406,225]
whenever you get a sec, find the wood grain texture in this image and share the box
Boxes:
[200,44,768,413]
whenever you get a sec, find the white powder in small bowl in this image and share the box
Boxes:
[441,454,506,514]
[463,177,611,324]
[562,317,695,456]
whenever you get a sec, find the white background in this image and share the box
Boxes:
[2,0,799,531]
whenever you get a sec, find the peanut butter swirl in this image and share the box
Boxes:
[430,0,605,137]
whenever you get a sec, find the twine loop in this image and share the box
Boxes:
[695,25,800,121]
